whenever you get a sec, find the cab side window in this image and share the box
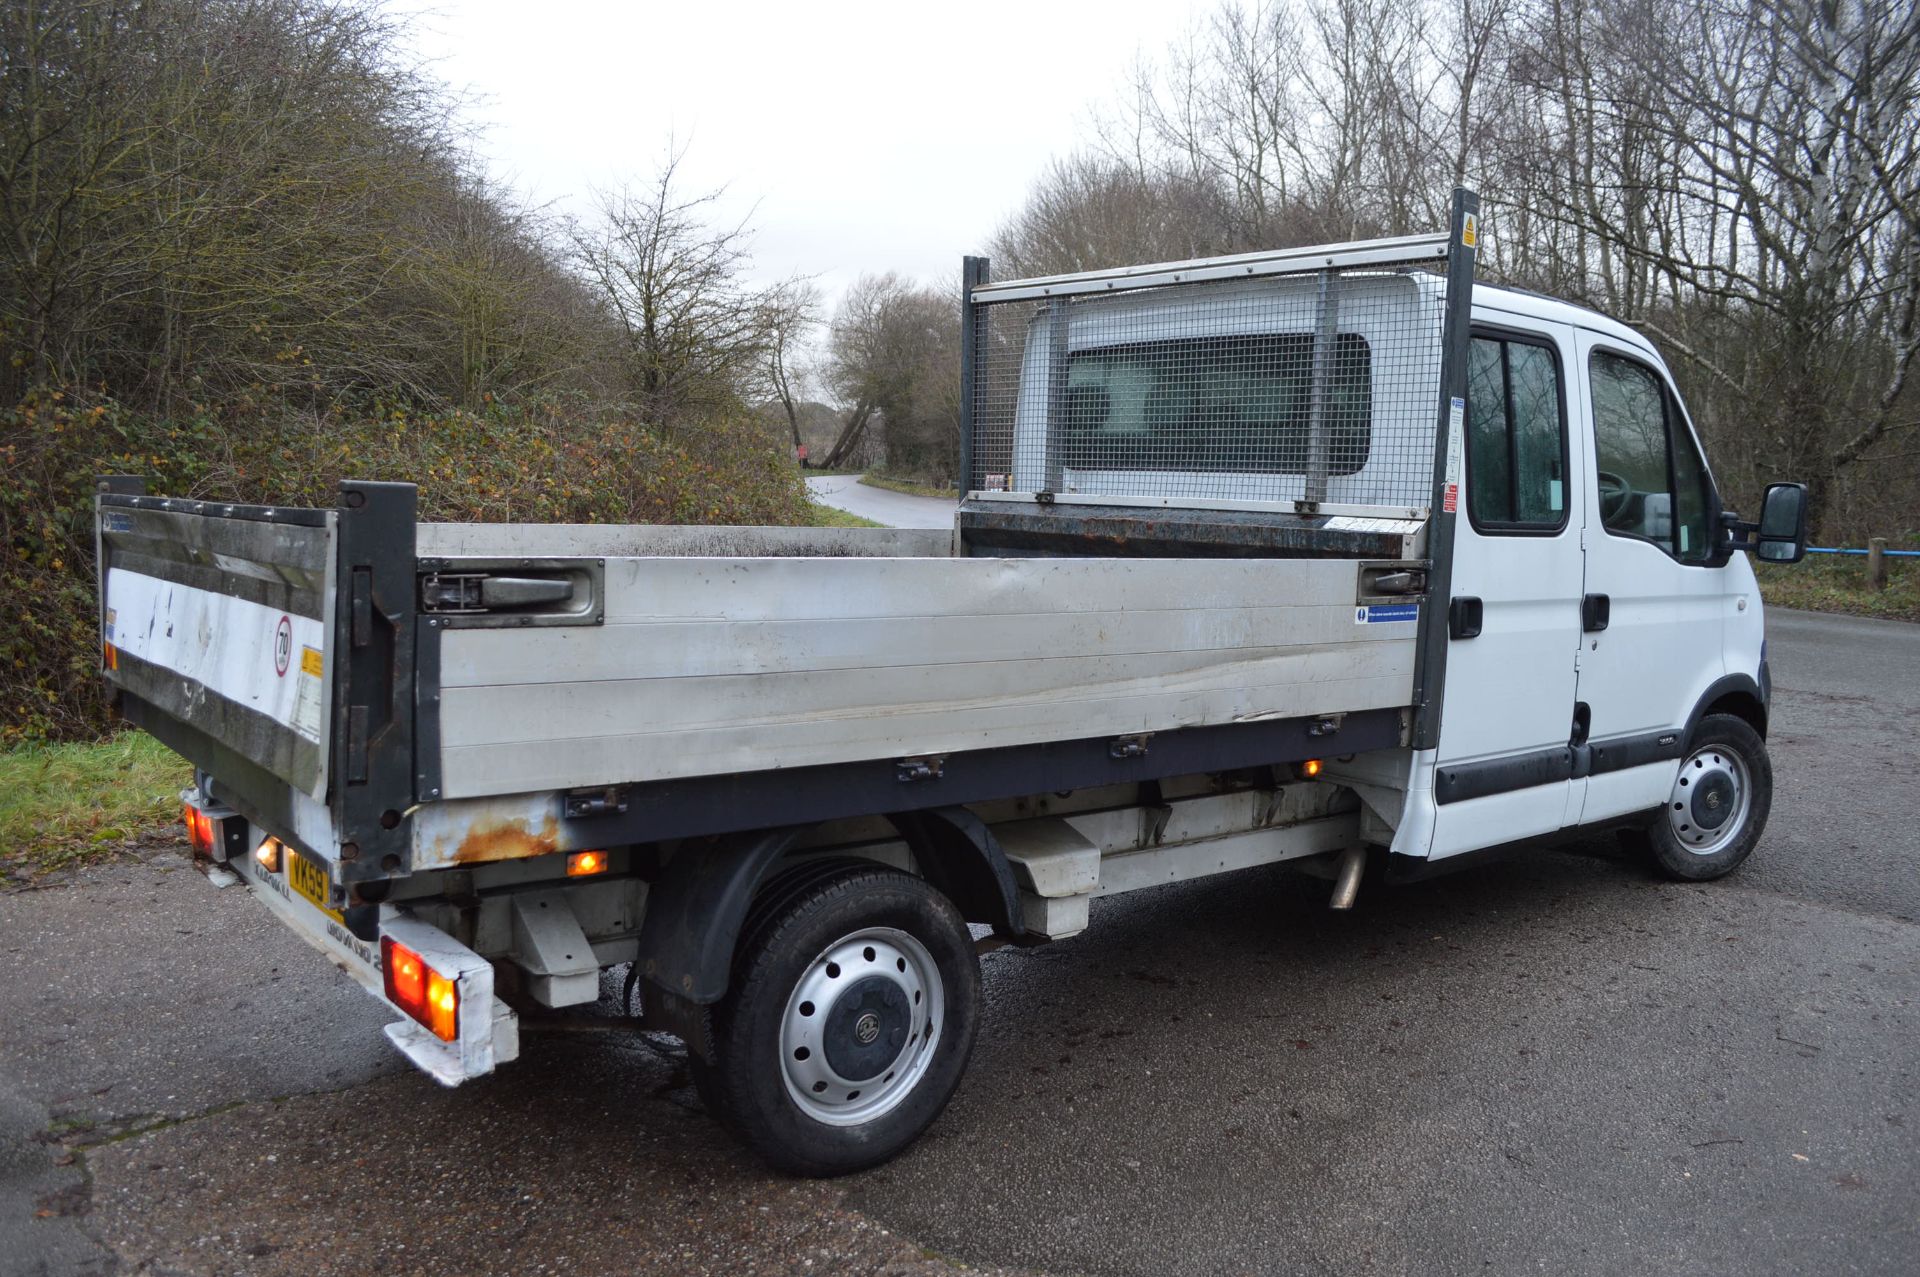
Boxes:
[1466,334,1566,531]
[1589,350,1713,561]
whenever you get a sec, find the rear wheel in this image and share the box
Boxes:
[697,862,981,1176]
[1646,713,1771,881]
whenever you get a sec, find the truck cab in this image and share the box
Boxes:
[1420,284,1780,872]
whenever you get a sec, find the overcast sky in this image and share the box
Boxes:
[406,0,1213,305]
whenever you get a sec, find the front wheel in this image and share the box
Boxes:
[696,862,982,1176]
[1646,713,1772,881]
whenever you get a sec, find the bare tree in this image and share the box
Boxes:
[569,146,782,431]
[763,277,822,458]
[820,274,959,479]
[986,154,1241,277]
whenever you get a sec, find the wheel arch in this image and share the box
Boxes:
[634,807,1020,1015]
[1687,673,1768,742]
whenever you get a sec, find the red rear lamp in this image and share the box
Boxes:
[102,641,118,671]
[382,936,458,1042]
[567,850,607,877]
[183,806,212,854]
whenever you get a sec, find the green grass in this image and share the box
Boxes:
[807,501,887,528]
[1758,555,1920,623]
[858,473,956,500]
[0,733,188,878]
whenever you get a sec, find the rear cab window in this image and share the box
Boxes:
[1060,333,1372,475]
[1466,331,1568,532]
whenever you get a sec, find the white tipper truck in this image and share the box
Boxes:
[94,191,1809,1174]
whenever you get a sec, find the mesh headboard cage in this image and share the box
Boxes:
[963,238,1455,518]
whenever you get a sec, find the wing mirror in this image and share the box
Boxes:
[1720,482,1809,564]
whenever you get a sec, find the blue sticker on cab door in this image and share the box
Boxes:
[1355,604,1419,624]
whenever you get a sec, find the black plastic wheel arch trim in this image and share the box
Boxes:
[1683,673,1768,741]
[633,807,1024,1015]
[634,825,814,1007]
[885,807,1021,937]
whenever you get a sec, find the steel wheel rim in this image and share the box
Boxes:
[1668,744,1751,856]
[779,926,943,1127]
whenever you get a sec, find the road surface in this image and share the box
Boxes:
[3,607,1915,1275]
[806,474,956,529]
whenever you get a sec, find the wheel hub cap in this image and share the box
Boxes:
[823,975,909,1081]
[779,927,943,1127]
[1668,745,1751,856]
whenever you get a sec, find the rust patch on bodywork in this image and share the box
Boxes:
[450,816,560,865]
[412,795,574,871]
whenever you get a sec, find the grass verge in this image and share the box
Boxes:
[0,733,188,879]
[1757,555,1919,623]
[858,473,955,500]
[808,501,887,528]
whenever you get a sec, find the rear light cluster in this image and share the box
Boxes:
[183,805,216,855]
[382,936,459,1042]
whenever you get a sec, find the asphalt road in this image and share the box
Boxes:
[2,606,1914,1276]
[805,475,956,529]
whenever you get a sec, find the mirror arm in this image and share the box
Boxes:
[1718,508,1760,553]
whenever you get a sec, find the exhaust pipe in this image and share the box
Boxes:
[1329,843,1366,911]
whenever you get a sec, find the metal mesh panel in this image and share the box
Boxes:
[967,262,1447,515]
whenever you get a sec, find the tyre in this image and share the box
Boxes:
[698,861,982,1176]
[1646,713,1772,881]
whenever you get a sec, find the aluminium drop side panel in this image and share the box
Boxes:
[415,523,956,560]
[430,555,1419,799]
[98,497,338,801]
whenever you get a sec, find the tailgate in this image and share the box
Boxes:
[98,496,337,799]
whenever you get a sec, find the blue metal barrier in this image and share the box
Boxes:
[1805,546,1920,558]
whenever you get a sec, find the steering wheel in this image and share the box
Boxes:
[1595,470,1634,523]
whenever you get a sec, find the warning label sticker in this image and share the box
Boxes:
[1355,604,1420,625]
[1442,396,1465,514]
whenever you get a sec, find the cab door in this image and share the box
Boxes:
[1426,320,1587,858]
[1570,337,1736,822]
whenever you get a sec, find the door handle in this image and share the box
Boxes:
[1582,593,1610,632]
[1449,596,1483,640]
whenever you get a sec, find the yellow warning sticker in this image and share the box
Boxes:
[1462,213,1478,249]
[300,645,324,677]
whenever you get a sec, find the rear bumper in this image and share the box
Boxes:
[222,830,519,1085]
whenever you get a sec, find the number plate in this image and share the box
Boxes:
[287,850,341,920]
